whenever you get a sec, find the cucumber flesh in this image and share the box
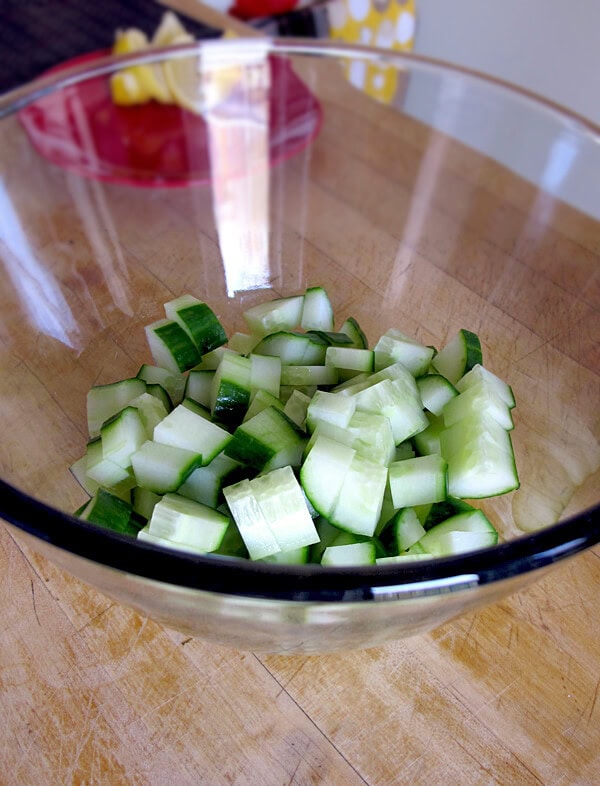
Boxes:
[339,316,368,349]
[87,377,147,438]
[80,488,142,536]
[432,329,482,384]
[222,479,281,560]
[456,364,515,409]
[137,364,185,407]
[416,374,458,417]
[419,509,498,555]
[388,454,448,509]
[330,453,388,537]
[252,332,327,365]
[321,541,376,566]
[225,405,305,472]
[243,294,305,336]
[144,492,229,554]
[145,319,201,374]
[306,389,356,433]
[164,295,227,355]
[374,329,435,377]
[300,436,356,519]
[131,440,202,494]
[153,404,232,466]
[301,286,334,331]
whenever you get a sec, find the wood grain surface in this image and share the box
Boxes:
[1,4,599,784]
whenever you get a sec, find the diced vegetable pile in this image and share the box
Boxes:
[72,288,520,566]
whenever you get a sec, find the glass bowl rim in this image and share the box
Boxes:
[0,38,598,602]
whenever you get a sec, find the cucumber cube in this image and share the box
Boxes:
[306,390,356,433]
[87,377,147,438]
[225,406,305,472]
[131,440,202,494]
[321,541,376,566]
[243,294,304,336]
[153,404,232,465]
[101,406,147,469]
[330,453,388,537]
[388,454,448,508]
[145,318,201,374]
[210,352,252,425]
[79,488,141,536]
[432,329,482,384]
[164,295,227,355]
[145,493,229,554]
[374,329,435,376]
[300,286,334,331]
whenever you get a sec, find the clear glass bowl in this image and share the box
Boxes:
[0,39,598,654]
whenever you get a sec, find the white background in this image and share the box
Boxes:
[412,0,599,124]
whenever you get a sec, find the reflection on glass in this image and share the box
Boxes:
[0,179,79,347]
[202,42,272,297]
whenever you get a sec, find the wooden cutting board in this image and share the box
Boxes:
[0,3,599,784]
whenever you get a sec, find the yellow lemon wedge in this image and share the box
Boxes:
[110,70,150,105]
[163,36,251,115]
[111,27,173,105]
[162,33,211,115]
[152,11,190,47]
[112,27,148,56]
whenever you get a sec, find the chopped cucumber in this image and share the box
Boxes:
[101,406,147,469]
[137,364,185,406]
[131,440,202,494]
[283,389,312,429]
[153,404,232,465]
[86,438,133,489]
[225,405,305,472]
[87,377,147,438]
[145,318,200,373]
[306,390,356,433]
[178,453,244,509]
[412,413,445,457]
[142,492,229,554]
[210,352,252,426]
[321,541,376,566]
[440,413,519,498]
[388,454,448,509]
[252,331,327,365]
[80,488,143,536]
[250,353,281,398]
[416,374,458,417]
[455,364,515,409]
[329,453,388,537]
[301,286,334,331]
[243,294,304,336]
[185,370,214,409]
[326,346,374,374]
[75,287,519,564]
[374,329,435,376]
[164,294,227,355]
[339,316,368,349]
[280,365,338,387]
[132,487,162,521]
[381,507,427,553]
[432,329,482,384]
[228,332,261,355]
[300,436,356,519]
[223,466,318,559]
[443,379,514,431]
[419,509,498,555]
[243,389,285,422]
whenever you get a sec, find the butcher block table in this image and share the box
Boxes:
[1,3,600,784]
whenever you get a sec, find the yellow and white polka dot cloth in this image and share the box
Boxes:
[327,0,416,104]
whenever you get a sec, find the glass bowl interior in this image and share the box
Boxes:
[0,39,598,652]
